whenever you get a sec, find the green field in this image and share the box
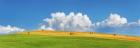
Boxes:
[0,34,140,48]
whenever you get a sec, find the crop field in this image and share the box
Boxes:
[19,30,140,41]
[0,31,140,48]
[0,34,140,48]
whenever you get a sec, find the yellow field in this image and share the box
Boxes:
[18,30,140,41]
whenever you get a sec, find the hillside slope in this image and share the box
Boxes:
[18,30,140,41]
[0,35,140,48]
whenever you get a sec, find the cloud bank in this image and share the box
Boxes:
[41,12,140,35]
[106,13,127,26]
[95,13,127,27]
[41,12,92,32]
[94,13,140,35]
[0,25,25,34]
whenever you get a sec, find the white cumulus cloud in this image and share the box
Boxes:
[105,13,127,26]
[40,25,54,31]
[93,13,140,36]
[0,25,25,34]
[41,12,92,32]
[95,13,127,27]
[138,19,140,25]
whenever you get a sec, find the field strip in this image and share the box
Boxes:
[18,30,140,41]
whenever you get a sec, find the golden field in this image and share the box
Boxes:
[18,30,140,41]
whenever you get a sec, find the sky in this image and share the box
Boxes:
[0,0,140,35]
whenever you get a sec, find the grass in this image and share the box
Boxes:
[0,34,140,48]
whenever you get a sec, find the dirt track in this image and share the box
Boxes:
[18,30,140,41]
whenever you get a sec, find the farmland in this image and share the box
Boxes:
[0,34,140,48]
[19,30,140,41]
[0,30,139,48]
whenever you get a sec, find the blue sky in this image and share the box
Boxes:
[0,0,140,31]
